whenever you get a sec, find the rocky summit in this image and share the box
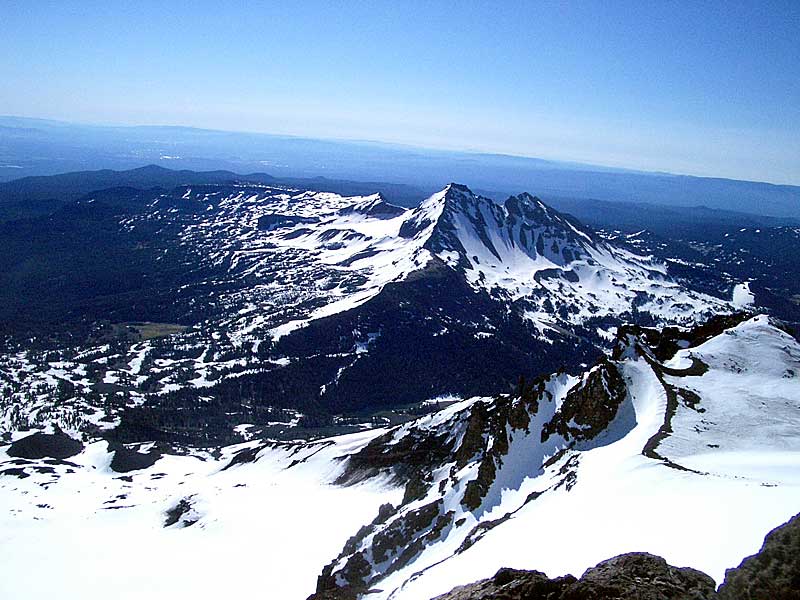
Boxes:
[433,512,800,600]
[431,553,717,600]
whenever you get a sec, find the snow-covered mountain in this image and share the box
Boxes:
[1,314,798,600]
[127,181,726,343]
[401,183,724,327]
[308,314,800,600]
[241,181,725,337]
[0,182,731,444]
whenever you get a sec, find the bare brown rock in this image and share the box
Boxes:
[432,553,716,600]
[717,512,800,600]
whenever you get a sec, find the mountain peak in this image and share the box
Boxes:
[443,182,474,195]
[398,183,496,240]
[392,183,725,325]
[440,182,483,208]
[338,192,406,219]
[397,185,598,265]
[130,164,173,174]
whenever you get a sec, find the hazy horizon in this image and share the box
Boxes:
[2,2,798,185]
[3,113,799,189]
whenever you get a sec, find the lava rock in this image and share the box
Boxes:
[432,567,575,599]
[717,512,800,600]
[109,444,162,473]
[164,497,197,528]
[431,552,716,600]
[566,552,717,599]
[7,431,83,460]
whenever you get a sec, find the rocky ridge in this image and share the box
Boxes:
[432,512,800,600]
[305,312,800,600]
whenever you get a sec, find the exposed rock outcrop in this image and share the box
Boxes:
[569,553,717,599]
[717,512,800,600]
[541,358,628,445]
[431,512,800,600]
[108,442,163,472]
[431,553,717,600]
[7,430,83,460]
[431,566,575,600]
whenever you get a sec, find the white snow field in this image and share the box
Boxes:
[732,281,756,308]
[1,316,797,600]
[0,431,402,600]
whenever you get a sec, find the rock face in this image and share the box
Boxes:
[717,512,800,600]
[108,443,162,473]
[431,567,575,600]
[570,553,717,599]
[540,357,629,445]
[432,512,800,600]
[431,553,717,600]
[7,431,83,460]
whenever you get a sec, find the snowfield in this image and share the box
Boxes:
[732,281,755,308]
[0,431,402,600]
[1,316,798,600]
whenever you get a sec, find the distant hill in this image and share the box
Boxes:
[0,165,428,222]
[1,116,797,218]
[541,194,800,238]
[0,164,274,205]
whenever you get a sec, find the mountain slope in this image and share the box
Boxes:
[1,315,798,600]
[309,315,800,600]
[0,182,731,443]
[403,184,724,327]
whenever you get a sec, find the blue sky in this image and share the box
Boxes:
[1,1,798,184]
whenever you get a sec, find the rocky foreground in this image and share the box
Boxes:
[431,512,800,600]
